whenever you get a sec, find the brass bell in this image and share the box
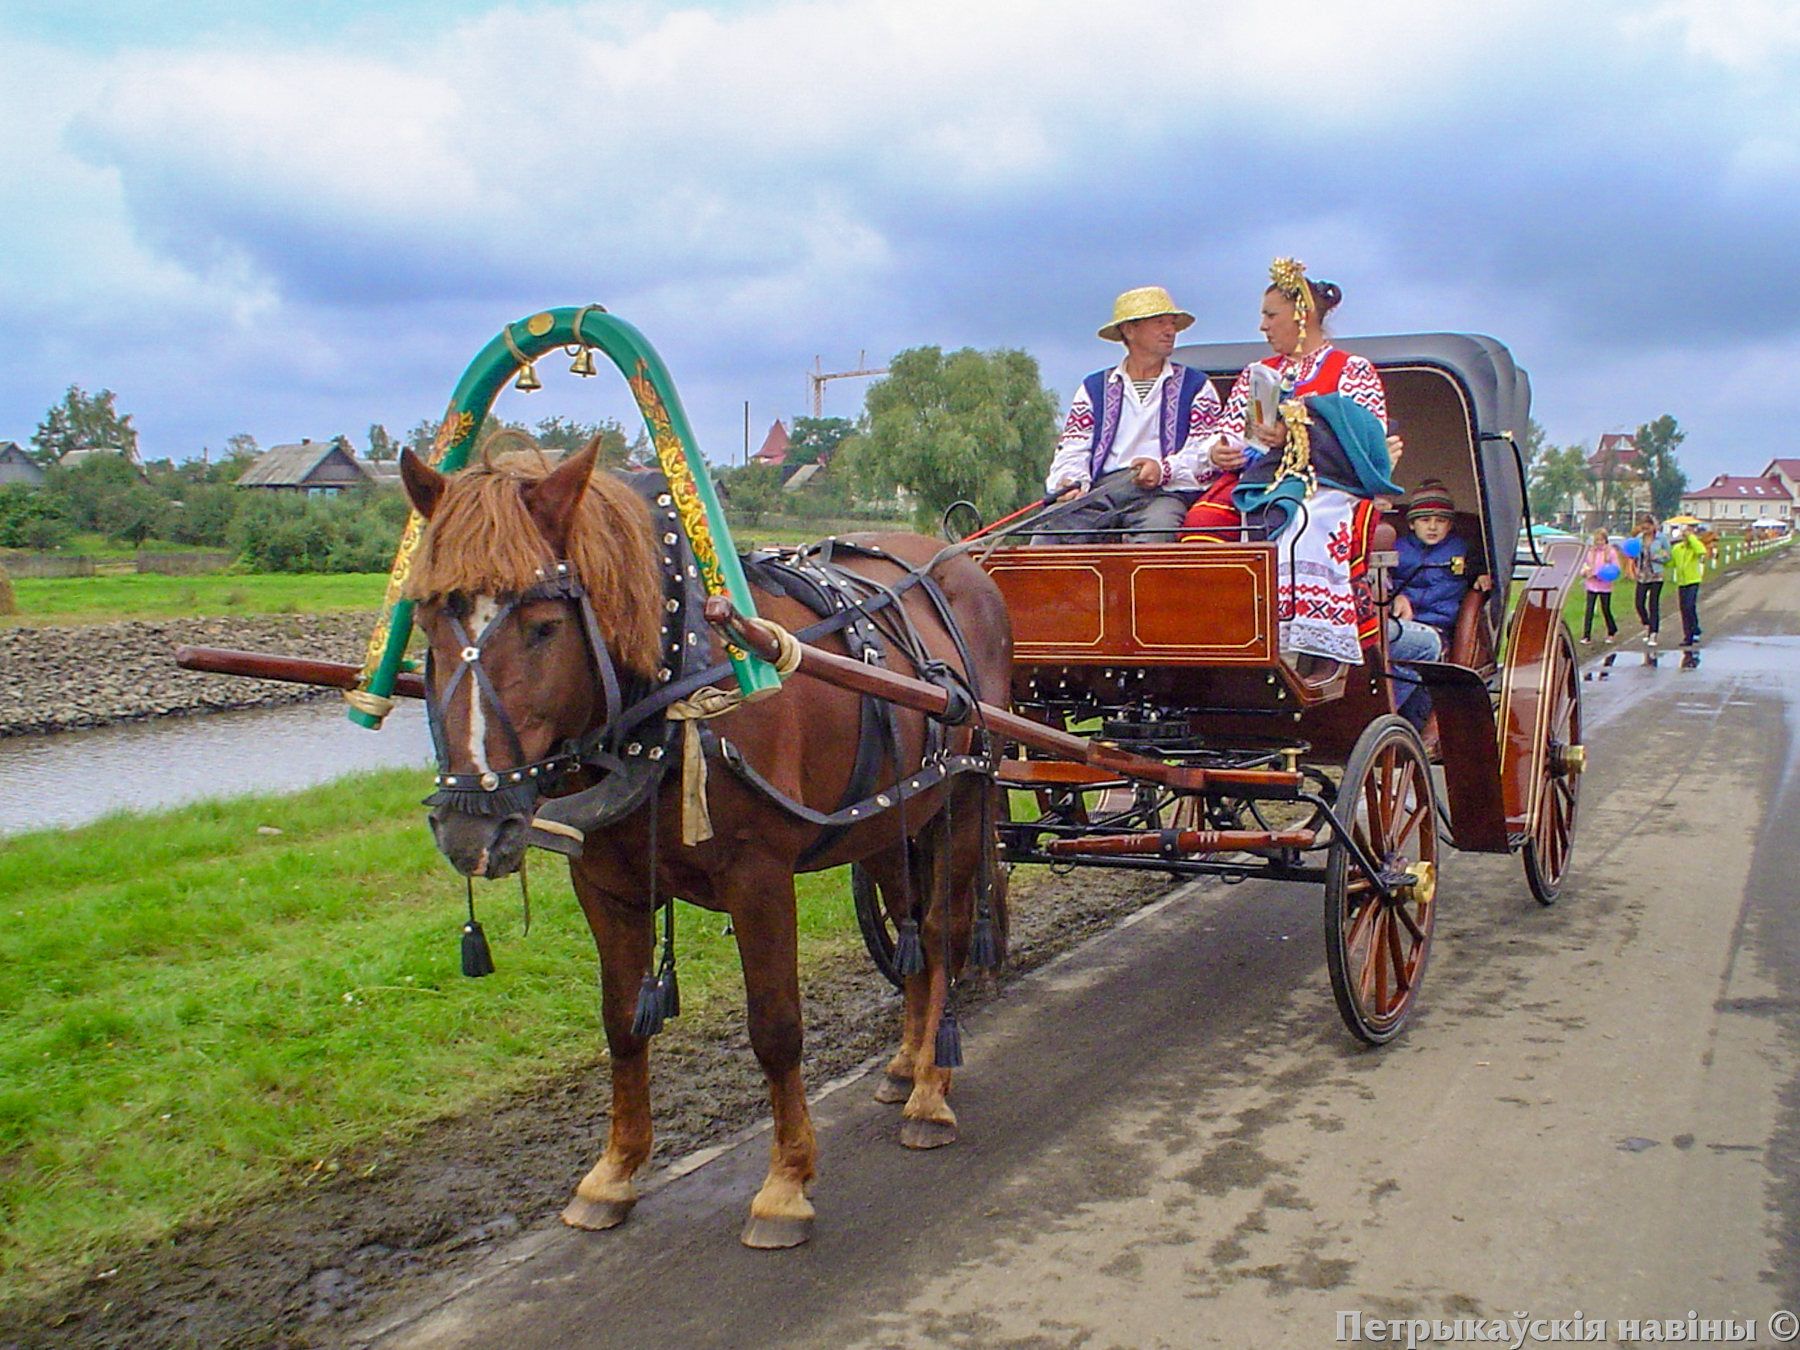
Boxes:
[568,346,597,377]
[514,361,543,392]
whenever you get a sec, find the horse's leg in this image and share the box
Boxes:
[562,868,657,1231]
[859,843,922,1104]
[898,801,977,1150]
[730,869,818,1249]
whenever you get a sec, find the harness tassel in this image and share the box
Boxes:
[934,1009,964,1069]
[631,972,666,1038]
[461,880,496,978]
[969,911,999,971]
[893,916,925,977]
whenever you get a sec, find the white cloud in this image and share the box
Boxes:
[0,0,1795,476]
[1627,0,1800,71]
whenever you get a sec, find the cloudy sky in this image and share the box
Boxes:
[3,0,1797,486]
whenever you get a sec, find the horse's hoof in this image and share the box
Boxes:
[900,1118,958,1150]
[873,1072,911,1105]
[561,1195,635,1230]
[741,1213,814,1249]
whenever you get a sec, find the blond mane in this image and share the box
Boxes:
[404,439,664,677]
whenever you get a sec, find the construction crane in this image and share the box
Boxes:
[807,353,887,418]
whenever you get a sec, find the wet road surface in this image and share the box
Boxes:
[355,548,1800,1350]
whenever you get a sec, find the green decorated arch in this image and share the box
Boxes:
[348,304,779,729]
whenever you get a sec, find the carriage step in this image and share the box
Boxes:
[1046,827,1316,859]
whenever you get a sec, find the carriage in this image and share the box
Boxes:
[176,311,1584,1245]
[824,332,1585,1043]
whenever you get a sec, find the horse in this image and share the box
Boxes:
[397,437,1012,1247]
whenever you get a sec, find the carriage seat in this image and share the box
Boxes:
[1381,509,1497,672]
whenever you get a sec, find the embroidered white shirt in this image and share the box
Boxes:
[1045,360,1221,494]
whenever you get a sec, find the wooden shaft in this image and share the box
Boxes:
[174,645,427,701]
[1046,828,1315,858]
[704,597,1248,793]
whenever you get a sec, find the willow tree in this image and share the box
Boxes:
[845,346,1058,528]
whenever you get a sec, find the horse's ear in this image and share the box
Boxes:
[522,442,599,554]
[399,448,447,520]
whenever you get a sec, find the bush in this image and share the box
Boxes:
[0,485,74,550]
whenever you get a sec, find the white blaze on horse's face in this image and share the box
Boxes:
[463,596,502,776]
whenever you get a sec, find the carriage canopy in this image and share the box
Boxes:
[1173,332,1534,599]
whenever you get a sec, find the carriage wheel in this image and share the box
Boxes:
[851,863,905,991]
[1324,716,1440,1045]
[1523,627,1583,906]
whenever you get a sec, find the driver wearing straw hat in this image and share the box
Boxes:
[1034,286,1222,544]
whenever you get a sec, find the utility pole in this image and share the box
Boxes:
[807,352,887,418]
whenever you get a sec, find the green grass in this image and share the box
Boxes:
[0,771,863,1298]
[4,572,391,623]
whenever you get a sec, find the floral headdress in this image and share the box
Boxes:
[1269,256,1313,354]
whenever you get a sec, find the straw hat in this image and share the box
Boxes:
[1098,286,1195,342]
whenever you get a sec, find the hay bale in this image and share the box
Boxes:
[0,561,15,616]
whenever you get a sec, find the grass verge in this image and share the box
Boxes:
[4,572,391,624]
[0,770,862,1300]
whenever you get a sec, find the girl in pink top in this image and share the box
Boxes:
[1579,527,1623,644]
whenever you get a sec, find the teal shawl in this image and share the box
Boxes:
[1231,393,1401,539]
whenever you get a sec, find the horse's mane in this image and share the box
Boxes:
[404,438,664,677]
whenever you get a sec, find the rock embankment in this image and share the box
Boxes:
[0,613,385,737]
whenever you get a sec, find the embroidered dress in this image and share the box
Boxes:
[1208,356,1398,664]
[1279,492,1384,661]
[1203,345,1387,480]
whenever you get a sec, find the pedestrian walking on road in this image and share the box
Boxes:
[1669,522,1714,646]
[1579,527,1623,644]
[1627,512,1671,646]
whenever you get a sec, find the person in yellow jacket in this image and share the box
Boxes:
[1669,524,1716,647]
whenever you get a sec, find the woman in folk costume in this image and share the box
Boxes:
[1185,259,1401,669]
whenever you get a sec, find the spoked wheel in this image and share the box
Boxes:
[1523,626,1583,905]
[851,862,905,991]
[1324,716,1440,1045]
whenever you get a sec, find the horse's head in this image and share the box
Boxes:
[400,438,662,878]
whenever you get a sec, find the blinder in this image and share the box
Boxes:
[422,560,625,819]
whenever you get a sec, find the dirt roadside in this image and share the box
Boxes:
[0,867,1171,1350]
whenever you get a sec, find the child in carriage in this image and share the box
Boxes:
[1388,479,1492,728]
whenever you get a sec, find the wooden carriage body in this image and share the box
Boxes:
[979,332,1582,898]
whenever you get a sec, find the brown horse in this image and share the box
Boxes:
[398,439,1012,1247]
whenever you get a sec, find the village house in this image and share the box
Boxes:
[0,441,44,488]
[235,438,374,496]
[1679,472,1795,529]
[1567,432,1652,529]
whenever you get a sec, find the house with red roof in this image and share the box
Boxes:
[1679,473,1794,527]
[750,419,789,467]
[1761,458,1800,501]
[1569,431,1651,527]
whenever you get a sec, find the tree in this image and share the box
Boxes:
[846,346,1058,527]
[786,416,854,467]
[530,416,628,466]
[366,424,398,461]
[0,484,73,550]
[1633,414,1689,520]
[43,453,144,531]
[1528,444,1590,526]
[31,386,140,466]
[99,483,170,547]
[719,462,784,527]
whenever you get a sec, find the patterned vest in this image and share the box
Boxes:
[1081,364,1212,483]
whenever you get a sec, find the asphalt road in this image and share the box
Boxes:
[357,547,1800,1350]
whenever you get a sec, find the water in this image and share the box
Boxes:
[0,698,434,837]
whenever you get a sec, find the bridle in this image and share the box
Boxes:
[422,559,626,819]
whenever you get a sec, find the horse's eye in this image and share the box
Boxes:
[525,618,562,647]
